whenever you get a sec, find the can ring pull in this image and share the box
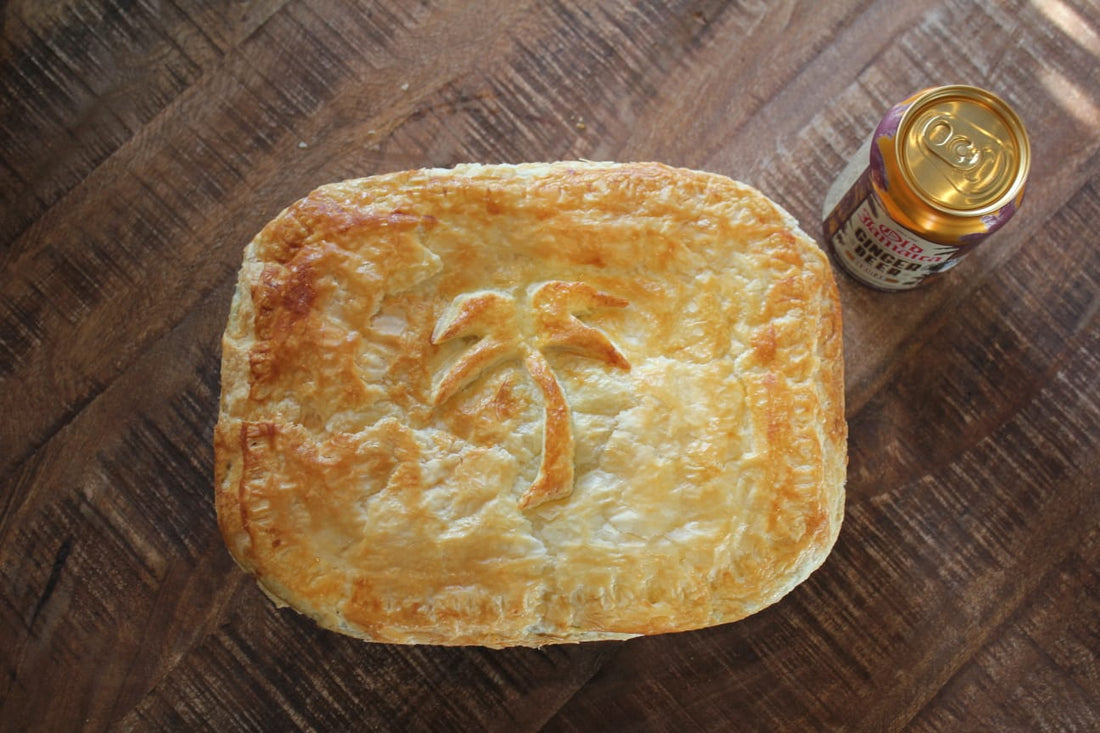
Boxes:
[922,115,981,169]
[919,113,1007,200]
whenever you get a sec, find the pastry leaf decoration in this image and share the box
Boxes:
[431,281,630,509]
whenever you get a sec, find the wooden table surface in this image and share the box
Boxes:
[3,1,1099,730]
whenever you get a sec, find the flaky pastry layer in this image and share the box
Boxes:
[214,161,846,647]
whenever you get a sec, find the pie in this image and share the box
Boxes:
[214,161,847,647]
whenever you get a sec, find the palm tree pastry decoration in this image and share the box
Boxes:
[431,281,630,510]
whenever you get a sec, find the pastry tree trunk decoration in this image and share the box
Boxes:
[430,281,630,509]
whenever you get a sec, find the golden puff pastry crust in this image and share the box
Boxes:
[214,161,846,647]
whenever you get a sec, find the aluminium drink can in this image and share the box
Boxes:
[822,85,1030,291]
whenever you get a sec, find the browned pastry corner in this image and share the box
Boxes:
[214,161,847,647]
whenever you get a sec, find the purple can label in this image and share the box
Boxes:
[825,169,961,291]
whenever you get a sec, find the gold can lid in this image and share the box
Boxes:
[896,86,1030,217]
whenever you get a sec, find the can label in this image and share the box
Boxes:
[826,169,960,290]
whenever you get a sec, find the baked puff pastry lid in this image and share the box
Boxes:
[214,161,846,648]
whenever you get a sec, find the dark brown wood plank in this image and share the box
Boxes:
[0,0,290,248]
[910,522,1100,731]
[118,620,617,731]
[0,283,237,729]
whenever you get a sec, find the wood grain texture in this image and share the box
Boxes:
[1,0,1098,730]
[0,0,291,247]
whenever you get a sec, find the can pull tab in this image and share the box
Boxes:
[919,114,1008,200]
